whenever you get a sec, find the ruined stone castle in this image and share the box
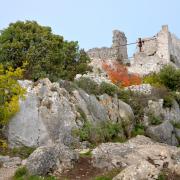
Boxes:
[87,25,180,76]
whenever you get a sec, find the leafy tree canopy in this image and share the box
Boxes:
[0,21,91,81]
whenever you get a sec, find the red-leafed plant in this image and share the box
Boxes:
[102,62,141,87]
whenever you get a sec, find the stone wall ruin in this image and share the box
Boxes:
[87,30,128,63]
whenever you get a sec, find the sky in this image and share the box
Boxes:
[0,0,180,57]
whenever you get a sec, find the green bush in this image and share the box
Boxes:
[73,121,123,145]
[75,77,100,95]
[163,94,174,108]
[14,166,28,179]
[0,21,91,81]
[0,145,36,159]
[148,113,163,125]
[0,64,25,126]
[143,73,161,87]
[131,124,145,137]
[99,82,119,96]
[158,65,180,91]
[13,167,56,180]
[143,65,180,91]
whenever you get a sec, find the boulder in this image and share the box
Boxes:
[92,135,180,171]
[146,121,179,146]
[26,144,78,176]
[113,160,160,180]
[7,79,77,148]
[146,99,180,124]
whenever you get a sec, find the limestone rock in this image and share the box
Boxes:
[113,160,160,180]
[0,156,21,168]
[99,94,134,137]
[92,135,179,171]
[8,79,77,148]
[26,144,78,176]
[125,84,153,95]
[7,78,134,148]
[146,121,178,146]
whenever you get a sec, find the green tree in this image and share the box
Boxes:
[0,21,91,81]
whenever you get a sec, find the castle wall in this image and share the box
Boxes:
[128,25,180,76]
[87,30,128,63]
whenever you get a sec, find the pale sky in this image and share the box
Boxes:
[0,0,179,57]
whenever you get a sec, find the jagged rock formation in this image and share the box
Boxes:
[7,78,134,148]
[92,135,180,180]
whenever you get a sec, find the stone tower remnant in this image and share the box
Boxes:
[128,25,180,75]
[87,30,128,63]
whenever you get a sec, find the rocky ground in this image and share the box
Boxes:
[1,135,180,180]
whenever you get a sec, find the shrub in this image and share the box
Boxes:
[143,73,161,87]
[14,166,28,179]
[158,65,180,91]
[75,77,100,95]
[118,91,149,124]
[75,77,120,97]
[73,121,123,145]
[163,94,174,108]
[13,167,56,180]
[0,64,25,126]
[99,82,119,96]
[148,113,163,125]
[131,124,145,137]
[143,65,180,91]
[0,146,36,159]
[0,139,8,152]
[76,106,87,122]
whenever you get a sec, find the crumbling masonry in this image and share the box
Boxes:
[87,25,180,76]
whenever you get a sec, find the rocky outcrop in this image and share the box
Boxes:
[146,99,180,124]
[146,121,178,146]
[7,79,134,148]
[92,135,180,179]
[26,144,78,176]
[142,99,180,145]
